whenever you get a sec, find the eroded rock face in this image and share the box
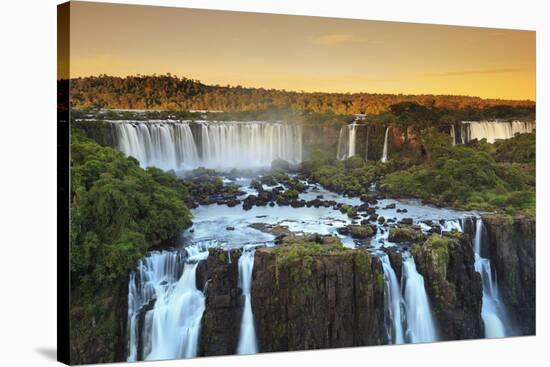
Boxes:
[483,215,536,335]
[412,233,483,340]
[198,248,244,356]
[251,243,385,352]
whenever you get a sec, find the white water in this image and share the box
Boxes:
[127,244,210,362]
[336,124,358,160]
[113,121,302,170]
[380,253,405,344]
[402,254,438,343]
[381,127,390,163]
[450,125,456,146]
[473,218,508,338]
[237,246,259,354]
[459,121,535,144]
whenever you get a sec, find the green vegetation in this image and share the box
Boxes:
[388,226,427,243]
[378,130,535,216]
[68,75,534,115]
[302,151,390,196]
[70,130,192,362]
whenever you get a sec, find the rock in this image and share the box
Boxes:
[382,247,402,280]
[198,248,243,356]
[369,213,379,222]
[384,203,396,209]
[338,225,375,239]
[252,241,385,352]
[399,218,413,225]
[388,226,426,243]
[482,215,536,335]
[377,216,386,225]
[411,233,483,340]
[226,226,235,231]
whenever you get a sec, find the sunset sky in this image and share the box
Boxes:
[68,1,536,100]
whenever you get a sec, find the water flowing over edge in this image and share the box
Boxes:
[237,246,259,354]
[112,121,303,171]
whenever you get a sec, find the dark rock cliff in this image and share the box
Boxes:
[482,215,536,335]
[198,248,244,356]
[251,241,385,352]
[412,233,484,340]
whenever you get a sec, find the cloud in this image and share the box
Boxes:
[427,68,524,77]
[309,33,355,46]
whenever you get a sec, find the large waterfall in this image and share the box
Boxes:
[472,218,509,337]
[236,246,258,354]
[380,253,405,344]
[127,244,210,362]
[402,254,438,343]
[457,121,535,144]
[112,121,303,170]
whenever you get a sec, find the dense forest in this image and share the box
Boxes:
[69,75,535,114]
[70,131,193,362]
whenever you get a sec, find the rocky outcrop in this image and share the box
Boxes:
[251,236,385,352]
[483,215,536,335]
[198,248,244,356]
[412,233,483,340]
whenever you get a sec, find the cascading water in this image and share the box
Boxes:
[114,121,200,171]
[336,124,358,160]
[113,121,302,170]
[402,254,438,343]
[127,244,210,362]
[380,127,390,163]
[380,253,405,344]
[473,218,509,337]
[458,121,535,144]
[450,125,456,146]
[236,246,258,354]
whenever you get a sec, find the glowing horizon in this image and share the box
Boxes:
[68,1,536,101]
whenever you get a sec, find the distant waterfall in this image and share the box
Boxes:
[112,121,302,170]
[380,127,390,163]
[380,253,405,344]
[336,124,358,160]
[473,218,509,337]
[402,254,438,343]
[237,247,258,354]
[450,125,456,146]
[127,244,210,362]
[458,121,535,144]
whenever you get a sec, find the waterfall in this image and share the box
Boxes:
[473,218,509,337]
[127,244,210,362]
[381,127,390,163]
[402,254,438,343]
[380,253,405,344]
[450,125,456,146]
[114,121,200,171]
[336,124,358,160]
[459,121,535,144]
[348,124,357,158]
[112,121,302,170]
[237,247,258,354]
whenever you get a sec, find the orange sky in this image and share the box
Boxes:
[67,1,536,100]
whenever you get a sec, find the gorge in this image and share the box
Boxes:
[71,116,535,363]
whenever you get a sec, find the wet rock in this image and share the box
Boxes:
[198,248,243,356]
[369,213,379,222]
[226,226,235,231]
[483,215,536,335]
[252,241,385,352]
[399,218,413,225]
[377,216,386,225]
[388,226,426,243]
[411,233,483,340]
[384,203,396,209]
